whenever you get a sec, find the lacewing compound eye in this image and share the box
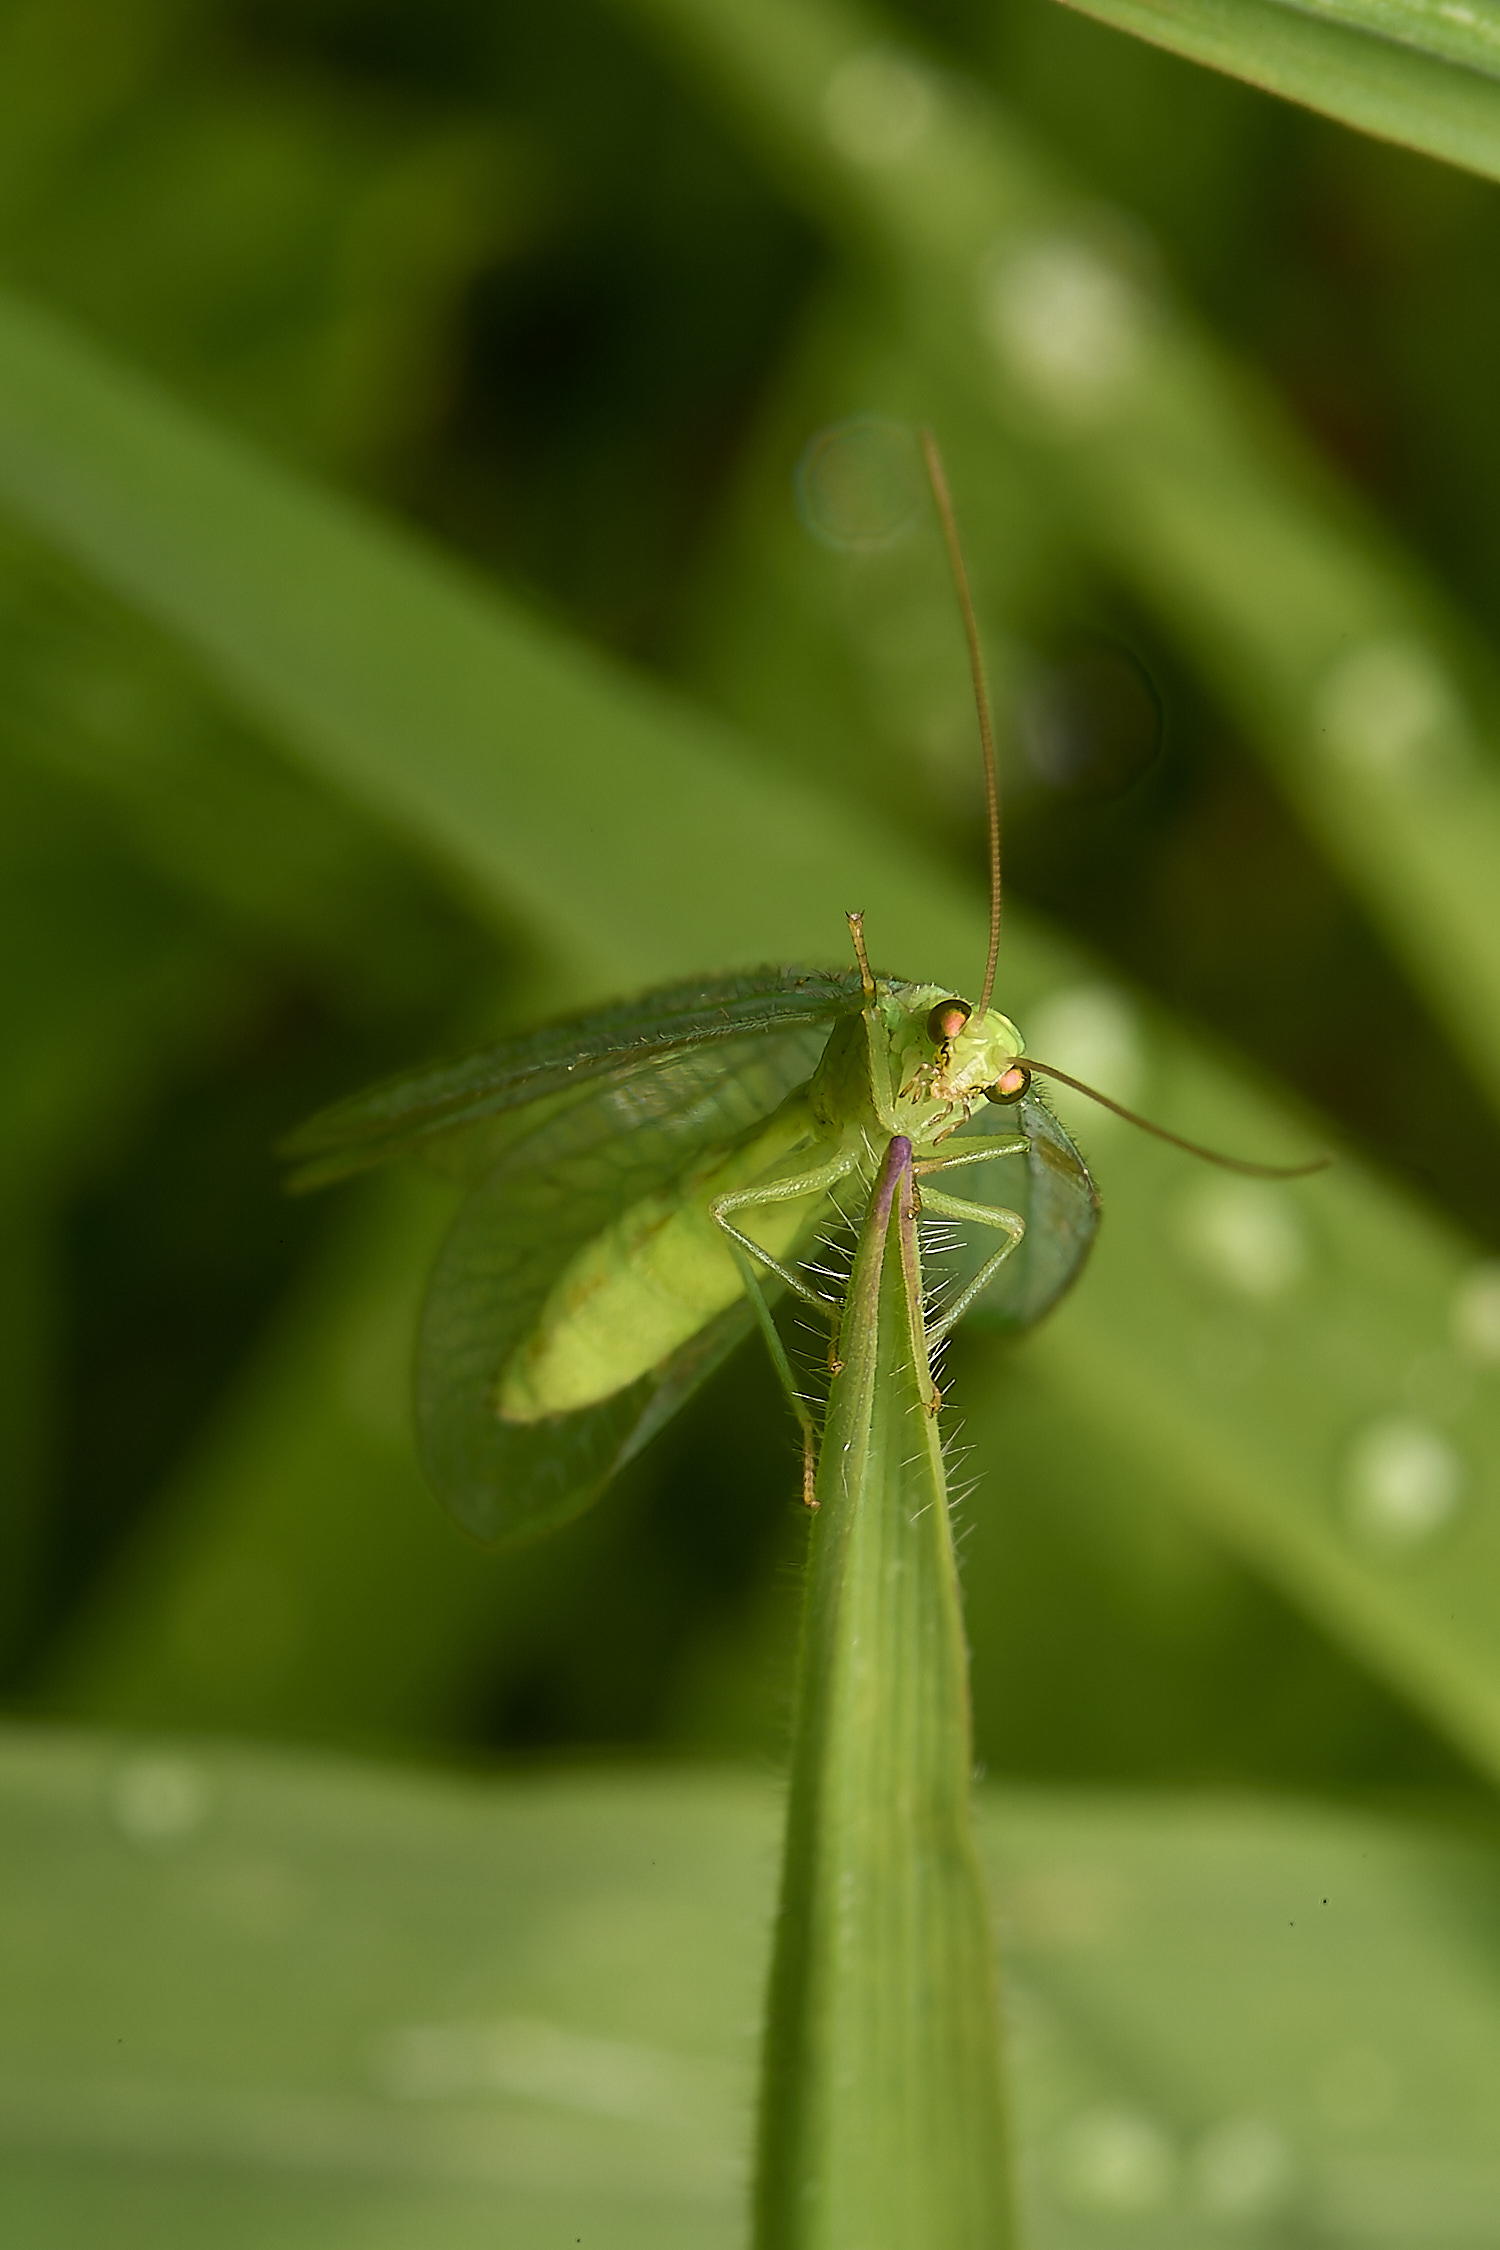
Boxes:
[926,998,973,1045]
[985,1065,1032,1105]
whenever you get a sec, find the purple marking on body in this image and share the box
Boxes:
[870,1136,913,1232]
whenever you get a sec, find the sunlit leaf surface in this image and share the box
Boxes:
[4,1732,1499,2248]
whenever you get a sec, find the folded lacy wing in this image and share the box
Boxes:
[415,1023,839,1545]
[925,1093,1102,1336]
[279,965,864,1189]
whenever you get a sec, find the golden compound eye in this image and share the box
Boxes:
[984,1065,1031,1105]
[925,997,972,1046]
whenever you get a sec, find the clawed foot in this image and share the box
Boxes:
[802,1435,819,1510]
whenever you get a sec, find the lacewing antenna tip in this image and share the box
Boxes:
[1022,1056,1332,1180]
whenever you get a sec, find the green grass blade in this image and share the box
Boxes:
[0,285,975,994]
[0,527,485,1003]
[760,1141,1014,2249]
[1051,0,1500,183]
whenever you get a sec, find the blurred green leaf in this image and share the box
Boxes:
[0,285,976,993]
[0,5,530,472]
[0,1206,55,1665]
[0,756,252,1670]
[980,1071,1500,1783]
[45,1176,674,1744]
[0,0,184,224]
[0,757,236,1198]
[3,1730,1499,2245]
[47,1175,770,1749]
[46,1179,469,1737]
[989,1782,1500,2240]
[958,1346,1476,1788]
[1050,0,1500,186]
[0,525,495,1008]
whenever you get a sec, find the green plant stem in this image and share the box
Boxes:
[759,1138,1014,2250]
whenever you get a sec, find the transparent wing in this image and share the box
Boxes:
[927,1091,1101,1334]
[416,1025,832,1546]
[281,965,862,1189]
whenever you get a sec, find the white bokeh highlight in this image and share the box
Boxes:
[1343,1416,1464,1551]
[1178,1178,1308,1303]
[1314,637,1469,784]
[979,234,1149,422]
[823,50,936,167]
[1024,982,1144,1138]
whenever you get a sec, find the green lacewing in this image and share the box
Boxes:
[282,431,1322,1547]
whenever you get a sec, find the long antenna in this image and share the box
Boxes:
[1021,1057,1332,1180]
[921,426,1002,1019]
